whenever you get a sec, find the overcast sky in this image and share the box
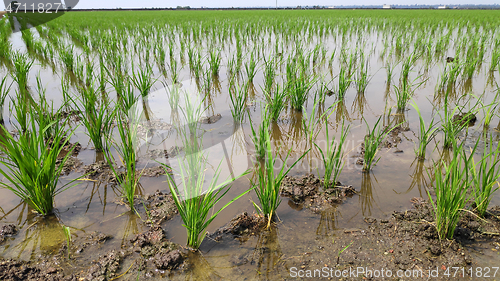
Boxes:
[76,0,498,9]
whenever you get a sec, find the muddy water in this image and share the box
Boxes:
[1,20,500,278]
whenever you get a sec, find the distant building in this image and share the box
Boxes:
[383,4,392,9]
[328,6,335,9]
[438,5,448,9]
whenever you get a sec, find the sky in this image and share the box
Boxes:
[76,0,498,9]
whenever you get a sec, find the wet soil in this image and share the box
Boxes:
[199,113,222,124]
[453,112,477,127]
[0,224,17,244]
[145,146,183,160]
[281,174,356,212]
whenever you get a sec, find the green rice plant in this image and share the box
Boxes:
[249,109,270,161]
[0,113,78,215]
[411,101,438,160]
[132,65,155,98]
[10,90,31,133]
[288,66,316,111]
[302,97,330,143]
[11,52,33,92]
[479,91,499,128]
[470,136,500,217]
[208,50,221,77]
[228,81,248,123]
[253,122,309,223]
[73,84,115,152]
[439,96,474,149]
[120,79,139,113]
[105,108,141,210]
[0,34,12,61]
[393,76,426,111]
[336,66,352,99]
[385,62,394,84]
[362,116,392,171]
[245,53,257,82]
[400,52,419,86]
[263,57,276,94]
[162,96,251,249]
[264,84,288,122]
[314,121,350,189]
[427,141,470,240]
[490,48,500,72]
[59,46,74,72]
[355,54,370,94]
[62,226,71,259]
[0,77,12,120]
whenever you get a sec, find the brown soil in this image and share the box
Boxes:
[453,112,477,127]
[199,113,222,124]
[281,174,356,212]
[0,224,17,244]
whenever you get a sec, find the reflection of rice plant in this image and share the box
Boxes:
[0,115,78,215]
[411,101,438,160]
[362,116,392,171]
[427,141,470,240]
[315,122,349,189]
[470,137,500,218]
[162,97,251,249]
[253,124,309,224]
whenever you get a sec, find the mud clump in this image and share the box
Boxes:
[218,212,266,237]
[200,113,222,124]
[81,250,126,281]
[140,166,171,177]
[154,249,184,270]
[146,146,183,160]
[142,191,178,225]
[0,224,18,244]
[74,231,112,254]
[0,259,71,281]
[453,112,477,127]
[56,156,82,175]
[281,174,355,211]
[446,56,455,63]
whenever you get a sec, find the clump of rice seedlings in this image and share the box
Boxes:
[132,65,155,98]
[202,68,212,93]
[302,97,330,143]
[162,96,251,249]
[208,49,221,77]
[479,91,499,128]
[336,66,352,99]
[11,52,33,92]
[0,34,12,61]
[385,63,394,85]
[400,52,419,86]
[105,106,141,210]
[356,54,371,94]
[362,116,392,171]
[288,66,316,111]
[263,57,276,94]
[120,79,139,114]
[427,141,470,240]
[470,136,500,218]
[490,48,500,72]
[411,101,438,160]
[0,111,78,215]
[59,46,75,72]
[315,121,350,189]
[250,109,270,160]
[245,53,257,82]
[73,84,115,152]
[264,84,288,121]
[253,120,309,224]
[394,76,426,111]
[0,77,12,121]
[229,81,248,123]
[439,95,475,149]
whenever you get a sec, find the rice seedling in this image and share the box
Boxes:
[72,84,115,152]
[302,97,330,143]
[479,91,499,128]
[208,49,222,77]
[288,66,316,111]
[62,226,71,259]
[393,76,426,112]
[11,52,33,92]
[314,121,350,189]
[470,136,500,217]
[249,108,270,161]
[336,66,352,99]
[104,106,141,210]
[411,101,438,160]
[0,111,78,215]
[362,116,393,171]
[228,81,248,123]
[356,54,370,94]
[264,84,288,122]
[427,141,471,240]
[263,57,276,94]
[245,53,257,82]
[132,65,155,98]
[253,120,309,223]
[162,95,251,249]
[59,46,75,72]
[0,77,12,120]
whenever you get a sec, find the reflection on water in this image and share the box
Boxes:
[316,207,338,236]
[359,172,381,218]
[252,226,283,280]
[405,159,430,198]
